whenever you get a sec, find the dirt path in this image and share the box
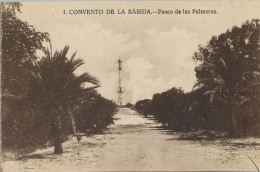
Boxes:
[2,108,260,171]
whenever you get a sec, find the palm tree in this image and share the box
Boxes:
[29,45,99,154]
[193,19,260,136]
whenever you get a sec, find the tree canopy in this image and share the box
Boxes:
[193,19,260,135]
[135,19,260,136]
[1,3,117,155]
[1,2,49,98]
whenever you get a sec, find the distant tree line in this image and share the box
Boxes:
[125,102,135,109]
[135,19,260,137]
[1,2,118,156]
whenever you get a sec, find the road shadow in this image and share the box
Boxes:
[174,130,228,141]
[164,129,260,150]
[17,153,51,160]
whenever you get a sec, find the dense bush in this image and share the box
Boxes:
[1,98,52,154]
[135,99,152,116]
[1,2,51,155]
[1,2,118,155]
[135,19,260,136]
[74,92,118,135]
[125,102,135,109]
[193,19,260,136]
[136,88,198,131]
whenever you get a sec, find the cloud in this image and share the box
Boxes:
[48,22,141,102]
[120,27,200,103]
[17,3,208,104]
[47,23,200,104]
[123,56,177,103]
[43,20,200,104]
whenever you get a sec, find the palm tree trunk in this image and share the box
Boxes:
[69,110,76,134]
[230,105,238,137]
[51,112,63,154]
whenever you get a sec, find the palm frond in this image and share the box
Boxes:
[84,85,100,91]
[70,58,84,72]
[78,72,100,86]
[69,51,77,63]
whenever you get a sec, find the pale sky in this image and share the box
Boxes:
[17,1,260,103]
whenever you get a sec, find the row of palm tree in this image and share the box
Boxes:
[135,19,260,136]
[2,2,117,155]
[193,19,260,136]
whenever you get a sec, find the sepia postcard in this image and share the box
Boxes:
[1,1,260,171]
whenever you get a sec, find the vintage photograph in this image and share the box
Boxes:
[1,1,260,171]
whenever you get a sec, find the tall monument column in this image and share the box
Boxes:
[117,58,124,106]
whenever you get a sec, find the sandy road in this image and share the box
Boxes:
[2,108,260,171]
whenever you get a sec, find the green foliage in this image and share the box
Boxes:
[1,3,118,155]
[136,88,195,131]
[2,98,52,155]
[135,99,152,116]
[125,102,135,109]
[152,88,186,126]
[193,19,260,135]
[27,46,101,154]
[74,93,118,135]
[135,19,260,136]
[1,2,51,154]
[1,2,49,96]
[29,46,100,112]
